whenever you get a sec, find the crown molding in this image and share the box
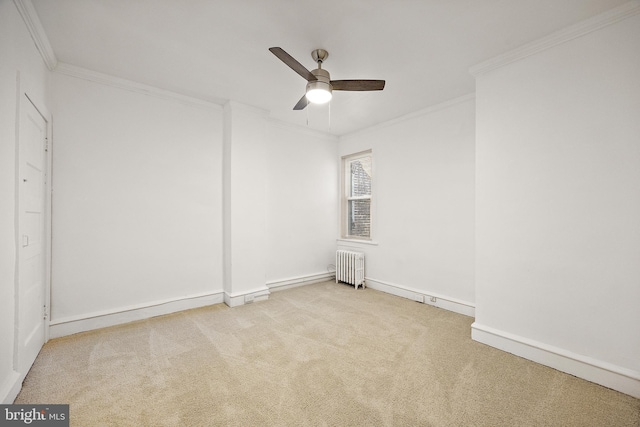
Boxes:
[13,0,58,70]
[223,100,269,117]
[340,93,475,140]
[470,0,640,77]
[54,62,223,111]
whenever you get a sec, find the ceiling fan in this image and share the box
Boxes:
[269,47,385,110]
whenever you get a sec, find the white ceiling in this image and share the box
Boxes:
[31,0,628,135]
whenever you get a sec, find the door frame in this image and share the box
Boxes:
[13,71,53,374]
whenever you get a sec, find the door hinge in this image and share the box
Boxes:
[43,305,48,320]
[45,137,49,152]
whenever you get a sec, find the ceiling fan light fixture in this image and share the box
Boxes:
[306,81,332,104]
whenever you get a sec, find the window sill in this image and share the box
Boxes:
[336,238,379,246]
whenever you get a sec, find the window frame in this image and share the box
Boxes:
[341,150,373,241]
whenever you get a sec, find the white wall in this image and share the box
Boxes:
[265,123,338,288]
[0,0,50,403]
[48,72,340,324]
[338,96,476,315]
[222,101,269,305]
[473,13,640,397]
[49,72,224,330]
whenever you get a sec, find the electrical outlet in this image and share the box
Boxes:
[244,294,255,304]
[430,296,437,303]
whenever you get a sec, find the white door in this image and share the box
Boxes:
[16,94,48,373]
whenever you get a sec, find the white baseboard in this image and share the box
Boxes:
[471,322,640,398]
[1,370,21,404]
[267,272,335,292]
[364,277,475,317]
[224,287,270,308]
[49,291,225,338]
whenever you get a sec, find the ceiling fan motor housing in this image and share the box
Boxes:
[306,68,332,102]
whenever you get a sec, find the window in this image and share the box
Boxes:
[342,151,372,239]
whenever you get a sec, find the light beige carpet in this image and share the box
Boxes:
[16,281,640,426]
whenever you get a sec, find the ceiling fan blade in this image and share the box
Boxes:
[269,47,317,82]
[293,94,309,110]
[330,80,386,91]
